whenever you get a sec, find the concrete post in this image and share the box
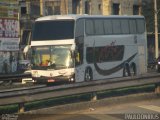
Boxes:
[155,83,160,94]
[40,0,44,16]
[91,92,97,101]
[18,103,25,113]
[154,0,159,59]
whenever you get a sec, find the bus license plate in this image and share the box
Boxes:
[48,79,55,82]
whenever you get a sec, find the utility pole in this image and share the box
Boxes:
[154,0,159,59]
[80,0,83,14]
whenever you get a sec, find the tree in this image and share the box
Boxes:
[142,0,160,33]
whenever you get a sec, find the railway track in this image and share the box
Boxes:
[0,72,159,96]
[0,72,160,113]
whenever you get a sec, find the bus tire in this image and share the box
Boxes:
[130,63,136,76]
[84,67,93,81]
[123,64,130,77]
[158,66,160,72]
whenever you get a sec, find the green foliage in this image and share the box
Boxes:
[142,0,160,33]
[0,104,18,114]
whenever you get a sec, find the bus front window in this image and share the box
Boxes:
[31,45,74,70]
[32,20,74,40]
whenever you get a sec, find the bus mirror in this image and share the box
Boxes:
[71,44,76,51]
[23,45,30,54]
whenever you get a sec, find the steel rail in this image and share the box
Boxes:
[0,85,46,93]
[0,73,31,81]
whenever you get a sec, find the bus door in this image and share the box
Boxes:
[74,40,85,82]
[74,19,85,82]
[138,45,146,74]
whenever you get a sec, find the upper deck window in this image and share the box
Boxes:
[129,19,137,34]
[112,19,121,34]
[137,19,145,33]
[95,19,104,35]
[104,19,113,34]
[86,19,94,35]
[32,20,74,40]
[121,19,129,34]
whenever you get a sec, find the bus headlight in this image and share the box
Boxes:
[32,71,40,77]
[70,78,74,82]
[69,74,75,82]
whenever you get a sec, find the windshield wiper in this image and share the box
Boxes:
[56,64,65,67]
[47,63,56,69]
[47,62,66,69]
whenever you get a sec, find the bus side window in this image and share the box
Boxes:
[75,19,84,38]
[75,19,84,66]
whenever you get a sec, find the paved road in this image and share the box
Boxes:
[20,98,160,120]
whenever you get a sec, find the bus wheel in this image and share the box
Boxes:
[130,64,136,76]
[123,65,130,77]
[84,67,93,81]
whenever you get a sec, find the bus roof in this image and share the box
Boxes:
[36,15,145,21]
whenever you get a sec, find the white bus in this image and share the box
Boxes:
[28,15,147,83]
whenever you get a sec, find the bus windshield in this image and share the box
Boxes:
[31,45,74,70]
[32,20,75,40]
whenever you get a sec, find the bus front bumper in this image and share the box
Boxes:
[32,75,75,83]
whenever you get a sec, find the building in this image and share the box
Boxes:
[0,0,19,74]
[19,0,142,46]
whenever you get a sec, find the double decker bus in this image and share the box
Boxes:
[25,15,147,83]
